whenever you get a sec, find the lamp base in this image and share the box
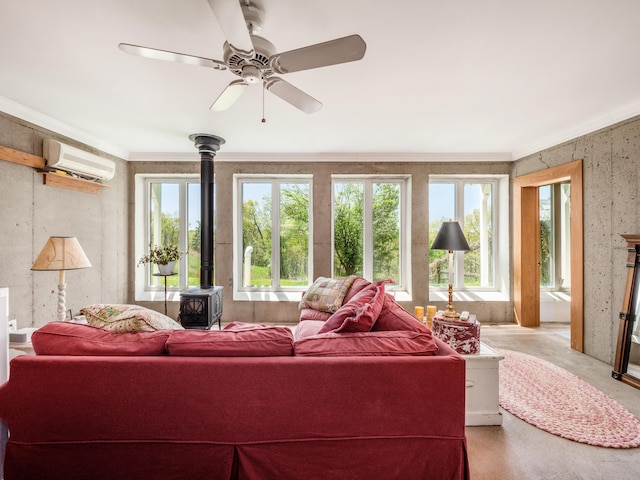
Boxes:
[442,283,460,318]
[57,283,67,322]
[441,308,460,318]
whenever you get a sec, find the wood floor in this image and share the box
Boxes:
[467,323,640,480]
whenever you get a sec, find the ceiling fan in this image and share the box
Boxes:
[119,0,367,114]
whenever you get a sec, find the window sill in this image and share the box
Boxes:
[540,291,571,302]
[134,290,182,303]
[387,290,412,302]
[233,290,304,302]
[429,290,510,302]
[233,288,412,303]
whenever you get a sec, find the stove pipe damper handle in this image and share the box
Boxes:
[189,133,225,289]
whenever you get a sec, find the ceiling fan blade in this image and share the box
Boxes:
[210,80,249,111]
[206,0,254,57]
[264,77,322,114]
[270,34,366,74]
[119,43,227,70]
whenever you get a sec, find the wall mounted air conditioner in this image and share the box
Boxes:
[43,139,116,181]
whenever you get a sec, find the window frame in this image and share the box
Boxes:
[233,174,313,301]
[134,174,202,302]
[428,174,510,302]
[330,174,411,296]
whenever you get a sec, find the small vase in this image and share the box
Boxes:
[157,261,176,275]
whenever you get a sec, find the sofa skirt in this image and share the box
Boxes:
[4,437,468,480]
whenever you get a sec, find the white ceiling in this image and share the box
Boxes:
[1,0,640,160]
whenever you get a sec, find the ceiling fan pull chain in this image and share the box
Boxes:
[261,81,266,123]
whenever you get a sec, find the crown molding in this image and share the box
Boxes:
[128,151,513,163]
[513,102,640,160]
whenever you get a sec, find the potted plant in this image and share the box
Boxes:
[137,243,183,275]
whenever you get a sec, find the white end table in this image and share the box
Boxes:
[462,342,504,426]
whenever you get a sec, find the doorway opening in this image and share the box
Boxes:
[539,183,571,325]
[513,160,583,352]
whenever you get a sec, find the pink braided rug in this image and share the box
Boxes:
[499,349,640,448]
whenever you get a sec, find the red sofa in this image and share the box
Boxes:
[0,278,469,479]
[0,342,468,479]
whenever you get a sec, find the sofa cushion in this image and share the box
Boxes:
[166,323,294,357]
[293,320,325,341]
[223,321,270,331]
[294,330,439,356]
[80,304,184,333]
[32,321,170,356]
[318,280,389,334]
[342,275,372,303]
[373,295,430,333]
[299,308,332,322]
[298,275,358,313]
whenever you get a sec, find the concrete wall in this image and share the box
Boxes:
[0,112,128,328]
[129,158,513,325]
[513,115,640,363]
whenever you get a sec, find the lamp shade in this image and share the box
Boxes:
[431,221,470,251]
[31,236,92,271]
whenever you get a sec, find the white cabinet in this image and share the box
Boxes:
[463,342,503,426]
[1,287,8,471]
[0,287,8,385]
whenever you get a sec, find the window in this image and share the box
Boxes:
[540,183,571,290]
[429,176,508,298]
[235,176,312,299]
[134,175,205,301]
[332,176,409,291]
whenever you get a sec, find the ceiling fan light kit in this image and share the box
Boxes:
[119,0,366,114]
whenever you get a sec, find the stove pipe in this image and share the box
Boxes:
[189,133,225,289]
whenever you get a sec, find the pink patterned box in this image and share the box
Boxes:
[432,314,480,354]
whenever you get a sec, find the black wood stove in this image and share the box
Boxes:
[179,134,224,329]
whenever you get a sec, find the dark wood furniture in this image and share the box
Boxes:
[612,234,640,389]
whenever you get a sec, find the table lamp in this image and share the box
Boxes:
[431,221,470,318]
[32,236,92,321]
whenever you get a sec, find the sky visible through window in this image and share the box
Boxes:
[188,184,200,230]
[158,183,205,230]
[429,183,484,222]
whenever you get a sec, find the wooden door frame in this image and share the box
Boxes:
[513,159,583,352]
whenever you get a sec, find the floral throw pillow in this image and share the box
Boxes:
[298,276,358,313]
[80,304,184,333]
